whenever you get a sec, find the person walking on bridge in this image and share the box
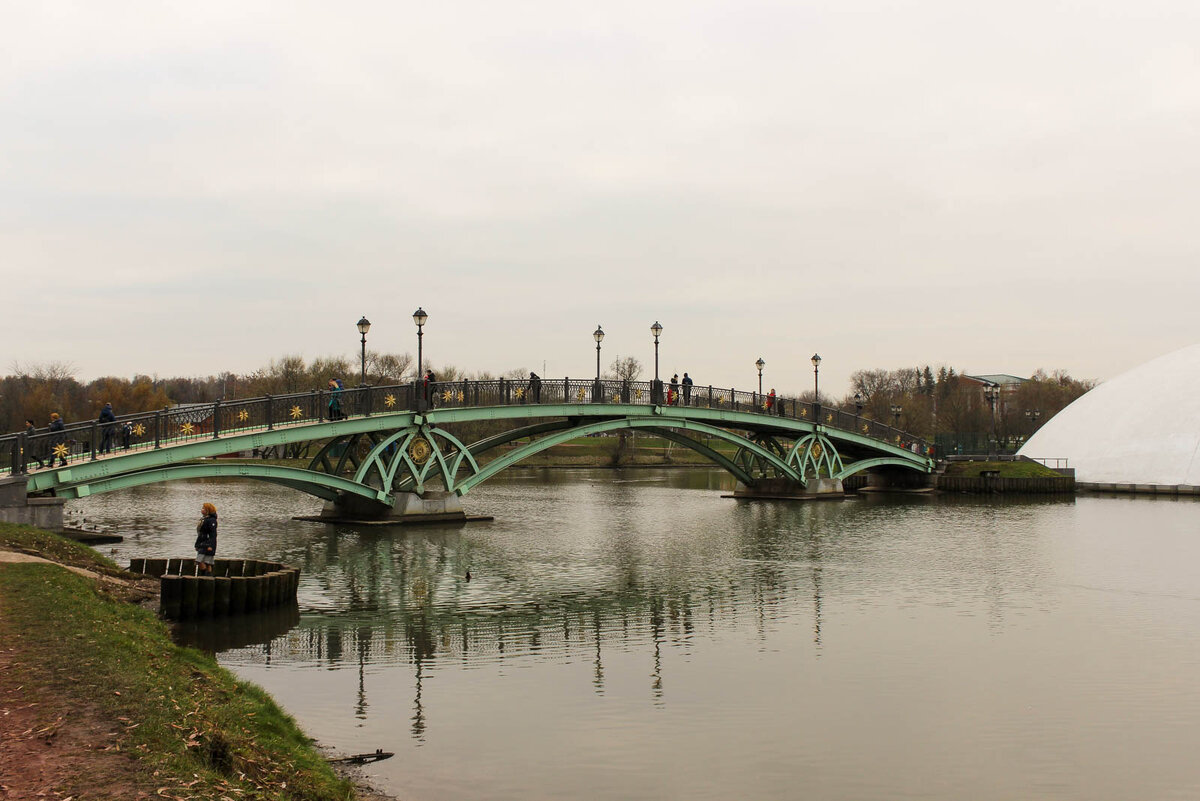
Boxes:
[681,373,693,406]
[98,402,117,454]
[24,419,45,469]
[47,412,67,467]
[327,379,344,420]
[195,503,218,576]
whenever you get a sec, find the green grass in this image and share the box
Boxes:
[0,523,354,800]
[943,460,1062,478]
[0,520,119,572]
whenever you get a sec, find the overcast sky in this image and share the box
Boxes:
[3,1,1198,397]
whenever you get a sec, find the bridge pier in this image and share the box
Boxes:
[0,475,65,530]
[318,490,468,524]
[731,477,844,500]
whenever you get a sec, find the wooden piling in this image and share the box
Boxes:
[180,576,199,618]
[245,576,263,611]
[213,577,232,615]
[129,557,146,574]
[160,574,183,618]
[226,559,244,577]
[166,558,181,575]
[145,558,168,578]
[196,577,215,616]
[180,558,196,576]
[229,577,247,615]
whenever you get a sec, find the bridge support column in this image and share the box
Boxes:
[320,490,467,524]
[0,475,65,530]
[731,477,844,500]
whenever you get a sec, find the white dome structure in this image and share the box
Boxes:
[1019,342,1200,487]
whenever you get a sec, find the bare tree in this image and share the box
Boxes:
[606,356,643,382]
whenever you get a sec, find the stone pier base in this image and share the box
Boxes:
[0,475,65,530]
[304,490,472,525]
[729,477,845,500]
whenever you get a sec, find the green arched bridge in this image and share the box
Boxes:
[3,377,933,515]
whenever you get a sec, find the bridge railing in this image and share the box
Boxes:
[1,378,929,476]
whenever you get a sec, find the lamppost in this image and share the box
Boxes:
[811,353,821,401]
[891,404,902,427]
[854,392,864,416]
[756,358,765,395]
[651,321,663,404]
[984,385,999,455]
[1025,408,1042,432]
[356,316,371,386]
[593,325,605,402]
[412,307,428,378]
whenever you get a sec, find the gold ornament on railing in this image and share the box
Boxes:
[800,408,808,418]
[457,391,465,402]
[612,393,620,403]
[237,409,249,422]
[442,389,453,402]
[180,422,194,435]
[53,443,69,459]
[384,394,396,408]
[826,413,833,423]
[861,423,869,433]
[290,406,303,419]
[635,389,644,400]
[716,395,725,405]
[132,423,146,437]
[576,388,587,401]
[515,387,525,399]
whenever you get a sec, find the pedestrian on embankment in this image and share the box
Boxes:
[195,503,218,575]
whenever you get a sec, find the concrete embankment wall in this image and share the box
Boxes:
[127,558,299,619]
[843,473,1075,494]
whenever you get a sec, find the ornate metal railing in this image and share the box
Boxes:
[0,378,928,476]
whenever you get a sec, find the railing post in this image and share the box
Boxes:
[14,434,24,475]
[313,390,321,422]
[90,421,98,461]
[708,385,713,406]
[462,377,468,405]
[154,410,163,448]
[265,395,274,430]
[212,400,221,439]
[362,386,371,417]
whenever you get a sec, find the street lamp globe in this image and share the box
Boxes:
[594,325,605,343]
[356,316,371,335]
[651,321,663,339]
[756,357,765,372]
[811,353,822,369]
[412,308,428,328]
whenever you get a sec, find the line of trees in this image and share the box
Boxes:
[1,356,1094,451]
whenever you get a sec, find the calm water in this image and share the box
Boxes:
[74,469,1200,801]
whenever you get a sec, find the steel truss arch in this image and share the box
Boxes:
[786,433,845,479]
[833,455,926,480]
[455,417,802,495]
[50,463,395,505]
[353,424,483,494]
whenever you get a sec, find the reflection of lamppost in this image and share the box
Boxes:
[413,307,427,379]
[651,321,663,403]
[1025,408,1042,432]
[811,353,821,401]
[890,404,902,427]
[356,316,371,386]
[756,358,765,395]
[854,392,864,417]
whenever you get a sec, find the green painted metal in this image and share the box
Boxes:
[833,456,925,480]
[27,402,930,503]
[455,417,801,495]
[786,433,845,479]
[643,427,754,485]
[53,463,395,505]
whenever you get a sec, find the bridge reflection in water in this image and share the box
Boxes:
[198,491,844,740]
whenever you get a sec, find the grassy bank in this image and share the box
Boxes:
[0,521,354,800]
[943,460,1061,478]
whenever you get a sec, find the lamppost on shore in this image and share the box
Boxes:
[891,404,903,427]
[811,353,821,402]
[651,321,663,404]
[854,392,864,417]
[413,306,427,383]
[593,325,605,402]
[1025,408,1042,432]
[356,316,371,386]
[756,358,765,395]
